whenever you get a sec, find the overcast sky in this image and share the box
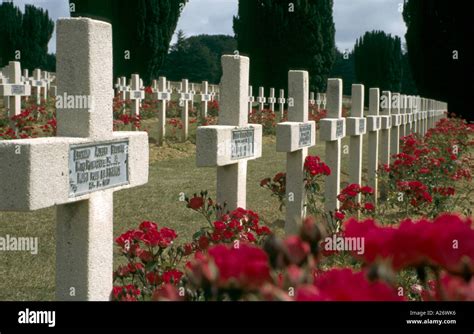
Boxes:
[9,0,407,53]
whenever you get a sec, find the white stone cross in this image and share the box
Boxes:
[30,69,47,105]
[0,70,9,111]
[346,84,366,192]
[268,87,276,113]
[379,91,392,167]
[248,85,255,114]
[400,94,407,138]
[196,55,262,211]
[316,93,322,110]
[152,76,171,146]
[366,88,381,204]
[428,100,435,130]
[179,79,193,142]
[42,71,52,99]
[276,71,315,234]
[320,79,345,213]
[114,77,121,93]
[413,96,419,135]
[210,84,217,101]
[22,69,30,89]
[309,92,315,106]
[420,98,427,136]
[422,98,428,135]
[390,92,402,159]
[126,74,145,130]
[322,93,327,109]
[200,81,212,119]
[278,89,286,119]
[0,61,31,130]
[257,86,266,111]
[151,79,158,93]
[118,76,128,100]
[406,95,414,134]
[418,97,423,134]
[0,18,149,301]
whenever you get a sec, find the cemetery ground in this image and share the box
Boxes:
[1,111,473,300]
[0,114,328,300]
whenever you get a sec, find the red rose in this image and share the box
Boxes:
[213,221,226,231]
[223,230,234,239]
[142,229,161,247]
[211,232,221,242]
[360,186,374,194]
[312,269,404,301]
[257,226,272,235]
[152,284,184,301]
[188,196,205,210]
[183,243,194,256]
[283,236,311,265]
[245,232,256,242]
[422,191,432,203]
[260,178,271,187]
[139,221,158,232]
[208,244,271,289]
[418,168,430,174]
[146,272,162,285]
[273,172,286,183]
[364,202,375,211]
[162,269,183,285]
[334,211,345,221]
[137,249,154,263]
[115,230,134,249]
[198,235,210,250]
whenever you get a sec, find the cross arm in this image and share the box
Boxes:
[0,84,31,96]
[196,125,262,167]
[276,121,316,152]
[0,132,148,211]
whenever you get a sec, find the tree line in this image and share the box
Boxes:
[0,0,470,119]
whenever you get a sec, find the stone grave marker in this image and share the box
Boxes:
[320,79,346,213]
[180,79,192,142]
[196,55,262,211]
[278,89,286,119]
[346,84,366,197]
[126,74,145,130]
[268,87,276,113]
[276,71,315,234]
[0,61,31,131]
[366,88,381,204]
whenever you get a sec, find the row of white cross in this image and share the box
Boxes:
[112,74,328,145]
[0,18,447,301]
[197,61,446,235]
[0,62,56,131]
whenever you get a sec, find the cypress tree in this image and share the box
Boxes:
[354,30,403,95]
[0,3,53,71]
[403,0,473,120]
[70,0,186,84]
[233,0,336,92]
[21,5,54,71]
